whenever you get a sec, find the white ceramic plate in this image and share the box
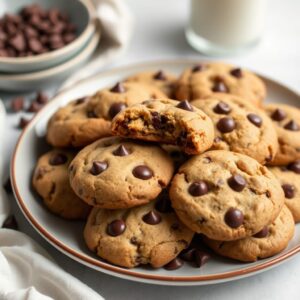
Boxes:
[11,60,300,286]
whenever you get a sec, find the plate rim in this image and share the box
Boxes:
[11,59,300,285]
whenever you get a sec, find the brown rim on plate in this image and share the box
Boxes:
[11,60,300,283]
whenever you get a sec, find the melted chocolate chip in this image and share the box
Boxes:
[132,165,153,180]
[2,215,18,230]
[49,153,67,165]
[228,174,246,192]
[153,70,166,80]
[164,257,184,270]
[90,161,108,175]
[188,181,209,196]
[194,250,210,268]
[230,68,243,78]
[142,211,161,225]
[213,102,231,114]
[110,82,126,93]
[217,117,236,133]
[284,120,299,131]
[113,145,130,156]
[247,113,262,127]
[176,100,194,111]
[224,208,244,228]
[271,109,286,121]
[282,184,295,199]
[180,248,195,261]
[254,226,269,238]
[287,160,300,174]
[107,220,126,236]
[109,102,127,119]
[192,64,204,72]
[151,111,162,129]
[212,79,228,93]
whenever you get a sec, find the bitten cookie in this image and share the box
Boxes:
[32,150,91,219]
[111,99,214,155]
[169,150,285,241]
[192,94,278,164]
[264,103,300,165]
[175,62,266,106]
[47,97,111,148]
[69,137,174,209]
[203,205,295,262]
[84,194,194,268]
[125,70,177,97]
[269,161,300,222]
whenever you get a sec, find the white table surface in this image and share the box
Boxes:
[1,0,300,299]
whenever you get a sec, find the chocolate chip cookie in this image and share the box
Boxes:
[111,99,214,155]
[175,62,266,107]
[69,137,174,209]
[84,195,194,268]
[192,94,278,164]
[169,150,285,241]
[32,150,91,219]
[125,70,177,97]
[264,103,300,165]
[269,161,300,222]
[203,205,295,262]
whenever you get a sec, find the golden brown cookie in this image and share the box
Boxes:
[32,149,91,220]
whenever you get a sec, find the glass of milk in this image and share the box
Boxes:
[186,0,267,55]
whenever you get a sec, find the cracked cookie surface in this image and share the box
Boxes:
[169,150,285,241]
[84,195,194,268]
[69,137,174,209]
[193,94,278,164]
[32,149,91,219]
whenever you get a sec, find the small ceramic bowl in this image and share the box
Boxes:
[0,0,95,73]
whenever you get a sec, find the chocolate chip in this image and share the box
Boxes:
[230,68,243,78]
[27,101,42,113]
[180,248,195,262]
[287,160,300,174]
[224,208,244,228]
[153,70,166,80]
[142,211,161,225]
[109,102,127,119]
[271,108,286,121]
[36,92,48,104]
[28,38,43,53]
[3,178,12,194]
[107,220,126,236]
[247,113,262,127]
[2,215,18,230]
[194,250,210,268]
[132,165,153,180]
[75,97,86,105]
[284,120,299,131]
[110,82,126,93]
[216,117,236,133]
[49,153,67,165]
[188,181,209,196]
[11,97,24,112]
[282,184,295,199]
[151,111,162,129]
[113,145,130,156]
[254,226,269,238]
[164,257,183,270]
[192,64,204,72]
[212,79,228,93]
[18,117,31,129]
[228,174,246,192]
[176,100,194,111]
[87,110,97,118]
[155,194,173,213]
[213,102,231,114]
[9,33,26,52]
[90,161,108,175]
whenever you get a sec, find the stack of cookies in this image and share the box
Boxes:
[32,62,299,270]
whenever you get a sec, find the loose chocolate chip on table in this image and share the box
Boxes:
[194,250,210,268]
[284,120,299,131]
[11,97,24,112]
[142,210,161,225]
[230,68,243,78]
[164,257,184,270]
[271,108,286,121]
[107,220,126,236]
[224,208,244,228]
[176,100,194,111]
[228,174,246,192]
[113,145,130,156]
[36,92,48,104]
[180,248,195,262]
[27,101,42,113]
[287,160,300,174]
[132,165,153,179]
[109,102,127,119]
[216,117,236,133]
[90,161,108,175]
[254,226,269,238]
[110,82,126,93]
[188,181,209,196]
[2,215,18,230]
[213,102,231,114]
[212,79,228,93]
[282,184,295,199]
[18,117,31,129]
[153,70,166,80]
[192,64,204,72]
[3,178,12,193]
[49,153,67,165]
[247,113,262,127]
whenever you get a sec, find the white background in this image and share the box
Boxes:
[2,0,300,299]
